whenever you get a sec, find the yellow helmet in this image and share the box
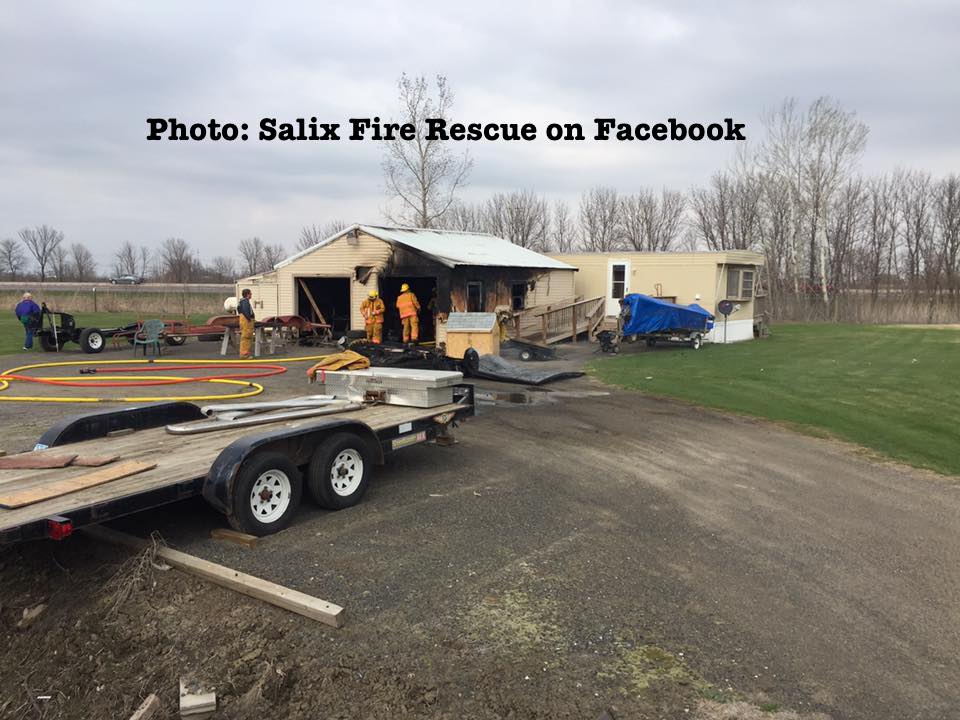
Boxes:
[368,290,378,298]
[400,283,410,292]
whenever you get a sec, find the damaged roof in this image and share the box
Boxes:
[275,224,576,271]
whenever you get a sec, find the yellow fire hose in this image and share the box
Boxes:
[0,355,339,403]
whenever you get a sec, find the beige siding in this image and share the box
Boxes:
[239,232,392,330]
[549,251,764,319]
[525,269,577,307]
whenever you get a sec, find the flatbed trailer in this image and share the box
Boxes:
[0,385,474,544]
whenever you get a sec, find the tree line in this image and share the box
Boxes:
[0,232,297,284]
[382,78,958,320]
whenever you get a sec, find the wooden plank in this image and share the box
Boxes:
[85,526,345,628]
[0,460,157,509]
[210,528,259,548]
[128,694,161,720]
[0,453,77,470]
[297,278,328,325]
[73,454,120,467]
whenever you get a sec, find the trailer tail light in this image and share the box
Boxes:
[46,516,74,541]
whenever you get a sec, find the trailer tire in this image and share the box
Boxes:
[690,335,702,350]
[460,347,480,377]
[165,335,186,346]
[79,328,106,354]
[228,452,303,536]
[307,432,373,510]
[519,349,533,362]
[646,338,656,347]
[40,333,65,352]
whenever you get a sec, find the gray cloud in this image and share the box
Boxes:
[0,0,957,267]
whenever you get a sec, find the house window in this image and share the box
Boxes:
[611,264,626,299]
[511,282,526,311]
[467,281,484,312]
[726,267,755,300]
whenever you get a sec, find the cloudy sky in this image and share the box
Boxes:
[1,0,957,268]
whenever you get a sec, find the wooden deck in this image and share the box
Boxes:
[0,402,462,534]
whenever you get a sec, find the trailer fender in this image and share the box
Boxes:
[202,419,383,515]
[34,401,205,449]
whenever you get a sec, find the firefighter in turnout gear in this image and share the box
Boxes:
[396,283,421,343]
[360,289,385,344]
[237,288,255,359]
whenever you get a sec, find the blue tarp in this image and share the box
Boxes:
[620,294,715,335]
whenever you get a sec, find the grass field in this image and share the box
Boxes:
[0,312,213,357]
[589,324,960,476]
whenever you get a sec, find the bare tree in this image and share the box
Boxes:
[210,256,237,282]
[18,225,64,281]
[439,201,487,232]
[68,243,96,281]
[550,200,578,253]
[262,243,285,270]
[238,237,264,276]
[578,187,622,251]
[159,237,194,283]
[760,97,868,306]
[137,246,153,281]
[383,74,473,228]
[689,171,763,252]
[934,174,960,296]
[50,244,71,280]
[621,189,686,251]
[484,190,549,251]
[0,239,25,280]
[297,221,348,252]
[113,241,138,277]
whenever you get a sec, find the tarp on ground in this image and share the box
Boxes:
[473,354,583,385]
[620,294,714,335]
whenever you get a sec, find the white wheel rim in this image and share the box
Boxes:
[330,449,363,496]
[88,334,103,350]
[249,469,292,523]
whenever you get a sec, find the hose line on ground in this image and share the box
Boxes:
[0,355,337,403]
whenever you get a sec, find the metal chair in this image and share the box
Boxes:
[133,319,165,356]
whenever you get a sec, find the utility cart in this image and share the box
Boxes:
[0,384,474,543]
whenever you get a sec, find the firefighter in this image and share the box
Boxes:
[237,288,255,358]
[396,282,421,344]
[360,289,385,344]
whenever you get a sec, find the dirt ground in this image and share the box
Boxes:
[0,340,957,719]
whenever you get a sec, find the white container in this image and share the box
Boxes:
[314,368,463,408]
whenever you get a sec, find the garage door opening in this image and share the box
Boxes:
[296,277,351,332]
[379,276,437,342]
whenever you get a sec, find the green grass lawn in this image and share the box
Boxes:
[0,312,212,356]
[588,324,960,476]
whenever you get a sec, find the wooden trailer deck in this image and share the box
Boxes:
[0,401,464,538]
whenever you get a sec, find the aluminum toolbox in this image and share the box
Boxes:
[314,368,464,408]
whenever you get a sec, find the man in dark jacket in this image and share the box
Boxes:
[14,292,41,350]
[237,288,255,358]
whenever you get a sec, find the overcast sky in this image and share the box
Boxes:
[1,0,957,268]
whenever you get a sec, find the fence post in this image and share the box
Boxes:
[541,314,548,344]
[571,304,578,342]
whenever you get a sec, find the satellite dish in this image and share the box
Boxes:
[717,300,735,316]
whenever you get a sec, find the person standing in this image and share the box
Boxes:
[237,288,255,359]
[396,283,421,344]
[15,292,41,351]
[360,290,385,344]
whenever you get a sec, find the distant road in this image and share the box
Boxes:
[0,281,234,294]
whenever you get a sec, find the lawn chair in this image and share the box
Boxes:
[133,319,165,356]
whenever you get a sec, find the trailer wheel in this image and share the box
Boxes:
[646,338,656,347]
[228,452,302,536]
[519,349,533,362]
[79,328,106,354]
[165,335,186,346]
[40,333,65,352]
[307,432,373,510]
[690,335,702,350]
